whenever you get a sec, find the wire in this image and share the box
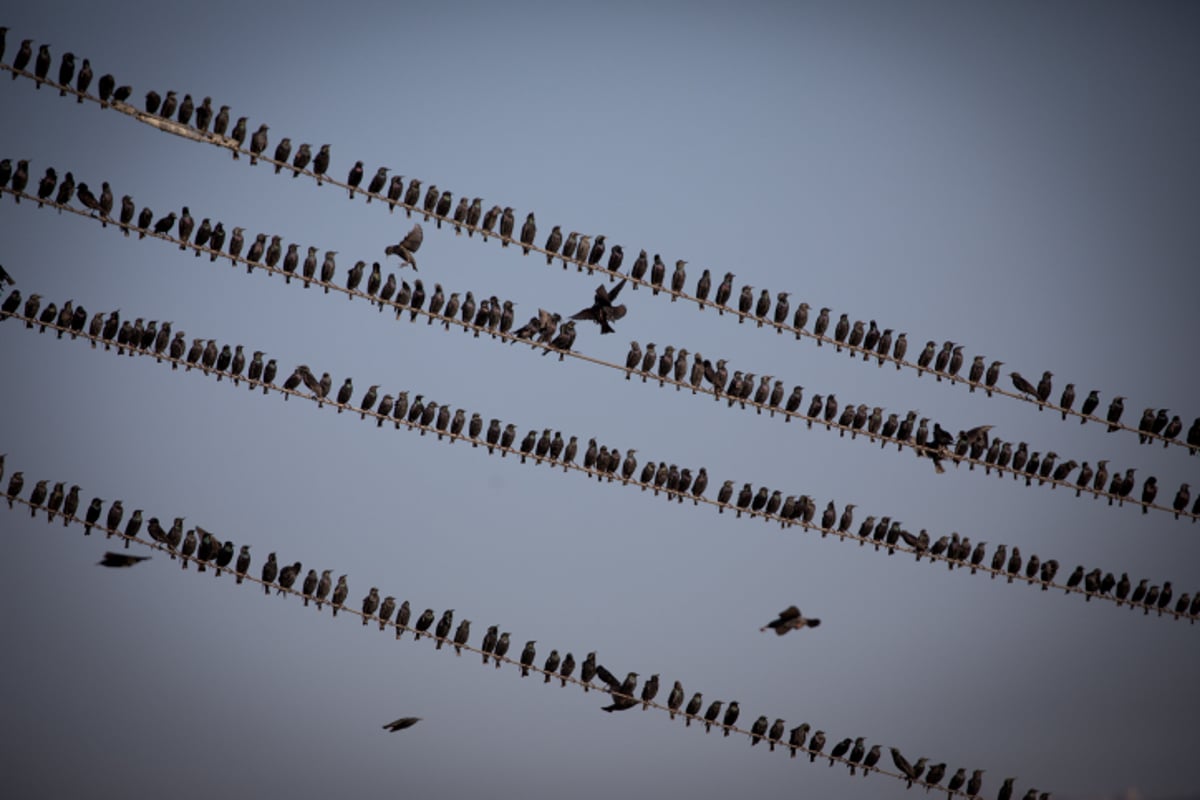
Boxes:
[0,466,1044,800]
[4,60,1195,455]
[3,183,1193,522]
[4,303,1195,623]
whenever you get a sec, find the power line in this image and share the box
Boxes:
[0,466,1047,800]
[3,183,1194,522]
[4,59,1195,455]
[5,302,1195,622]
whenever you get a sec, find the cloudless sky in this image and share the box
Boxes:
[2,2,1199,799]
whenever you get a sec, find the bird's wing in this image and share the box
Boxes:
[537,308,556,327]
[570,306,600,322]
[607,278,628,302]
[804,618,821,628]
[400,224,424,252]
[594,284,611,305]
[778,605,801,621]
[608,304,627,321]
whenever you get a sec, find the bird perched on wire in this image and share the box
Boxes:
[384,223,423,270]
[760,606,821,634]
[571,279,628,334]
[382,717,422,732]
[98,552,150,568]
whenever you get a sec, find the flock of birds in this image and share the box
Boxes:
[1,30,1197,455]
[2,306,1198,621]
[2,29,1195,800]
[1,461,1052,800]
[3,275,1194,521]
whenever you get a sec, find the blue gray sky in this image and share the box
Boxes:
[1,2,1198,799]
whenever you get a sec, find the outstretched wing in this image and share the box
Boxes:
[399,223,424,253]
[777,605,801,621]
[571,306,600,323]
[607,278,628,302]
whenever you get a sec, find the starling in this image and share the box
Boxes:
[571,279,628,334]
[967,769,984,797]
[520,640,537,677]
[34,43,52,88]
[542,226,564,264]
[499,207,515,244]
[384,224,423,270]
[579,651,598,689]
[664,681,685,719]
[703,701,723,733]
[750,716,769,746]
[229,116,248,156]
[640,674,659,708]
[696,271,710,304]
[520,213,537,254]
[480,625,498,662]
[98,552,150,568]
[382,717,421,732]
[330,575,349,616]
[761,605,821,634]
[11,38,32,78]
[312,144,331,185]
[738,285,754,323]
[1105,396,1125,432]
[542,649,560,680]
[396,601,412,639]
[259,553,278,594]
[249,124,269,165]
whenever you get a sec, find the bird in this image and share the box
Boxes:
[890,748,919,787]
[830,737,852,766]
[1106,396,1125,431]
[382,717,421,732]
[520,641,537,676]
[98,552,150,568]
[34,44,52,88]
[967,769,985,797]
[722,702,740,736]
[385,224,423,270]
[750,716,769,746]
[760,606,821,634]
[702,701,723,733]
[571,279,628,334]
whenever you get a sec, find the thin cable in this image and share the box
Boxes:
[3,184,1193,521]
[5,304,1195,623]
[0,482,1035,799]
[4,60,1194,454]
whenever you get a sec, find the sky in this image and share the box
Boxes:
[1,2,1199,799]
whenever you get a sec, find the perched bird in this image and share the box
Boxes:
[520,640,537,677]
[750,716,769,746]
[703,700,723,733]
[249,124,269,165]
[98,552,150,568]
[382,717,421,732]
[760,606,821,634]
[1106,396,1125,431]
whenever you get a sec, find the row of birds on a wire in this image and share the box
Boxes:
[3,278,1194,522]
[0,468,1045,800]
[2,298,1199,623]
[2,37,1196,450]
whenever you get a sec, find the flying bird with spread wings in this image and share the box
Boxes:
[760,606,821,635]
[571,278,628,334]
[384,224,424,270]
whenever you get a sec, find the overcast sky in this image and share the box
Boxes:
[2,2,1199,799]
